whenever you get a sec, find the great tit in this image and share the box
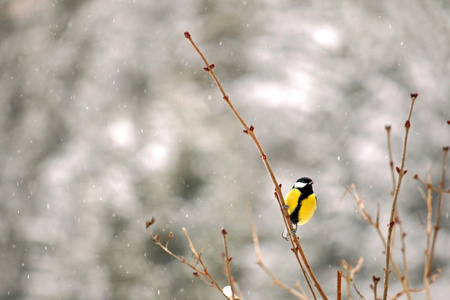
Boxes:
[281,177,317,240]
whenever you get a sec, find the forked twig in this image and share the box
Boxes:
[342,184,405,289]
[429,146,448,273]
[382,93,418,300]
[339,257,365,300]
[414,146,449,275]
[385,125,412,300]
[341,94,444,299]
[371,275,381,300]
[184,31,327,300]
[146,218,233,299]
[389,267,441,300]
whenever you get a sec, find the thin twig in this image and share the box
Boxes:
[423,175,433,300]
[184,31,328,300]
[339,257,364,300]
[382,93,418,300]
[385,124,412,300]
[389,267,441,299]
[222,228,236,300]
[343,184,411,297]
[397,217,411,300]
[413,174,450,194]
[352,281,366,300]
[385,125,397,194]
[372,276,381,300]
[337,271,342,300]
[342,185,386,247]
[146,218,231,299]
[429,146,449,272]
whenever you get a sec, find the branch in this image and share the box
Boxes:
[429,146,448,273]
[413,174,450,194]
[184,31,328,300]
[222,228,239,299]
[382,93,418,300]
[146,218,232,299]
[339,257,365,300]
[423,175,433,300]
[385,125,412,300]
[385,125,397,195]
[337,271,342,300]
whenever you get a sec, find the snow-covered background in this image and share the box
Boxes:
[1,0,449,299]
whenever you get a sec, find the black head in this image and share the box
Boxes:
[293,177,314,192]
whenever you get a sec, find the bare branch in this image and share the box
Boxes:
[146,218,231,299]
[184,31,327,300]
[382,93,418,300]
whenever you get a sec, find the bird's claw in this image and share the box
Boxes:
[281,225,298,241]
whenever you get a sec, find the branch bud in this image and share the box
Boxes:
[405,120,410,128]
[153,234,161,243]
[410,93,418,99]
[222,227,228,235]
[385,125,391,131]
[202,64,215,72]
[146,217,156,228]
[184,31,191,38]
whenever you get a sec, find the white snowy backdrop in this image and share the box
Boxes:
[0,0,449,299]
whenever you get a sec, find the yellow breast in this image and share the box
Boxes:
[298,194,317,225]
[284,189,317,225]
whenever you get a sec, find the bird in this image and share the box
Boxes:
[281,177,317,240]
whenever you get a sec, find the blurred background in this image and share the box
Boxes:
[1,0,449,299]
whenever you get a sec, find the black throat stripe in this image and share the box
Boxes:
[289,192,309,224]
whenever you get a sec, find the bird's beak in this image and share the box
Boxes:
[309,181,314,185]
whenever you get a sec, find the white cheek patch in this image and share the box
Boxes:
[294,181,307,188]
